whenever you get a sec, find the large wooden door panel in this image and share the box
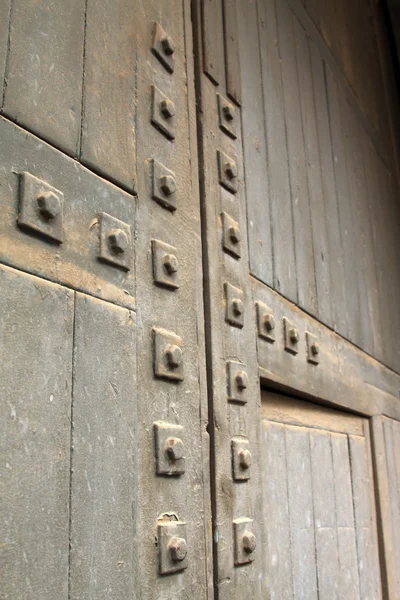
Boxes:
[262,391,382,599]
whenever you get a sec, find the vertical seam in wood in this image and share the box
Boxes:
[78,0,89,159]
[67,291,77,600]
[255,0,275,286]
[1,0,14,111]
[329,433,341,575]
[308,430,321,600]
[283,425,295,599]
[347,433,363,597]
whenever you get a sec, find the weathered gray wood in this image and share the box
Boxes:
[285,425,318,599]
[202,0,225,85]
[2,0,85,155]
[262,421,294,599]
[223,0,241,105]
[69,293,137,599]
[331,433,360,597]
[0,264,73,599]
[309,40,347,335]
[277,1,317,314]
[294,20,331,326]
[255,0,295,298]
[349,434,383,599]
[383,418,400,595]
[80,0,137,191]
[0,0,11,99]
[237,0,273,288]
[310,430,339,599]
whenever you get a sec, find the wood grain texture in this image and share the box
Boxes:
[80,0,137,191]
[0,264,73,599]
[202,0,225,85]
[0,0,11,100]
[223,0,241,104]
[383,418,400,596]
[2,0,85,154]
[69,293,137,599]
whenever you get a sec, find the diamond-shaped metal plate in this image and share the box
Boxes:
[153,327,184,382]
[152,239,180,289]
[227,360,248,404]
[283,317,300,355]
[221,212,241,259]
[217,149,238,193]
[231,437,252,481]
[151,85,176,140]
[150,159,177,211]
[225,282,244,328]
[18,171,64,243]
[154,421,185,475]
[158,520,188,575]
[306,331,320,365]
[233,517,256,565]
[98,212,132,271]
[217,93,237,139]
[151,21,175,73]
[256,301,276,343]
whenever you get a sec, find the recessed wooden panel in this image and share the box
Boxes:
[262,390,382,599]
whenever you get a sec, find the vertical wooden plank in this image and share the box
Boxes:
[256,0,296,298]
[2,0,85,155]
[69,293,137,599]
[326,67,361,345]
[309,42,347,335]
[0,0,12,96]
[349,434,383,599]
[277,0,317,314]
[285,426,318,599]
[331,433,360,597]
[237,0,273,287]
[80,0,137,192]
[202,0,225,85]
[222,0,241,104]
[383,419,400,595]
[310,430,339,599]
[262,421,294,599]
[0,265,73,599]
[294,20,331,326]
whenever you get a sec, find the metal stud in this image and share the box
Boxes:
[152,239,180,290]
[283,317,299,355]
[232,437,252,481]
[227,361,249,404]
[154,422,185,475]
[256,301,276,343]
[153,328,184,382]
[151,85,176,140]
[217,93,237,139]
[233,517,256,565]
[98,212,132,271]
[221,212,241,259]
[18,172,64,243]
[225,282,244,328]
[157,520,188,574]
[151,22,175,73]
[306,331,320,365]
[217,150,238,193]
[150,159,177,211]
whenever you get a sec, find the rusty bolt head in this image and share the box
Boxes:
[224,161,238,180]
[165,437,184,462]
[238,448,252,469]
[289,327,299,344]
[163,253,179,274]
[263,313,275,332]
[160,98,175,119]
[168,536,188,562]
[160,174,176,196]
[223,102,235,121]
[311,341,320,356]
[161,35,176,56]
[242,531,256,554]
[235,370,248,391]
[232,298,244,316]
[165,344,182,369]
[107,228,129,254]
[228,225,241,245]
[36,191,61,220]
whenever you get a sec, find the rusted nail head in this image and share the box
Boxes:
[168,536,188,562]
[166,437,184,461]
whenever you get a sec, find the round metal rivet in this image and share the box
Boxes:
[165,344,182,369]
[242,531,256,554]
[235,370,248,391]
[238,448,252,469]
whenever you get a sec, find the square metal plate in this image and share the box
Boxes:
[256,301,276,343]
[283,317,300,355]
[233,517,256,565]
[151,21,175,73]
[154,421,185,475]
[231,437,252,481]
[152,239,180,289]
[225,282,244,328]
[153,327,184,382]
[306,331,320,365]
[150,159,177,211]
[151,85,176,140]
[221,212,241,259]
[217,149,238,193]
[217,93,237,139]
[98,212,132,271]
[227,360,248,404]
[158,520,188,575]
[18,171,64,243]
